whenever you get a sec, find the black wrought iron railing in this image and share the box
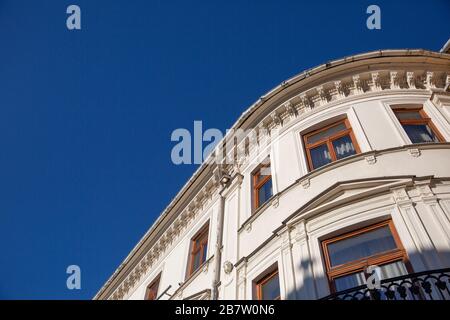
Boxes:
[321,268,450,300]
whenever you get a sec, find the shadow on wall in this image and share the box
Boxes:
[285,249,450,300]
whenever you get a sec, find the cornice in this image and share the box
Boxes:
[234,69,449,166]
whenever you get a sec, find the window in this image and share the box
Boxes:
[145,274,161,300]
[255,268,280,300]
[393,108,444,144]
[303,118,360,171]
[187,222,209,277]
[252,161,273,210]
[322,220,411,293]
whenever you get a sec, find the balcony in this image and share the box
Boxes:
[321,268,450,300]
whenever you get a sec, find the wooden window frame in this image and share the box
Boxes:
[303,118,361,171]
[252,161,272,211]
[393,108,445,143]
[321,220,412,293]
[144,273,161,300]
[255,268,280,300]
[186,222,209,278]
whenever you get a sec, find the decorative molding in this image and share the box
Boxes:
[300,178,310,189]
[390,71,400,90]
[231,69,449,171]
[292,220,307,244]
[202,260,210,274]
[352,75,364,94]
[415,180,437,203]
[334,80,347,98]
[271,195,280,208]
[284,101,297,118]
[407,72,416,89]
[223,261,234,274]
[408,148,421,157]
[370,72,381,91]
[365,154,377,165]
[391,187,411,207]
[426,72,436,89]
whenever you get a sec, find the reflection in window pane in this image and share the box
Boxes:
[261,273,280,300]
[334,272,366,292]
[202,244,208,262]
[327,226,397,267]
[256,165,271,183]
[307,122,347,144]
[403,124,439,143]
[192,252,201,272]
[395,111,422,120]
[376,261,408,280]
[310,144,331,169]
[332,135,356,160]
[258,179,273,207]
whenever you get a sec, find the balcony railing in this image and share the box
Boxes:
[321,268,450,300]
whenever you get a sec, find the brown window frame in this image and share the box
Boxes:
[303,118,361,171]
[144,273,161,300]
[252,161,272,211]
[321,220,412,293]
[393,108,445,143]
[186,222,209,278]
[255,267,281,300]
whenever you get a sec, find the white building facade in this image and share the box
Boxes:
[96,47,450,300]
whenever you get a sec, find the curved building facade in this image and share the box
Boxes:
[96,48,450,300]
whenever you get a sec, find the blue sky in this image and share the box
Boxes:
[0,0,449,299]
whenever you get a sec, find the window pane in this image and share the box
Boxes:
[333,262,408,293]
[261,273,280,300]
[395,111,422,120]
[307,122,347,144]
[376,261,408,280]
[192,252,201,272]
[256,165,271,183]
[310,144,331,169]
[202,244,208,263]
[403,124,439,143]
[147,289,157,300]
[332,135,356,160]
[258,179,273,207]
[327,226,397,267]
[148,286,157,300]
[334,271,366,292]
[146,279,160,300]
